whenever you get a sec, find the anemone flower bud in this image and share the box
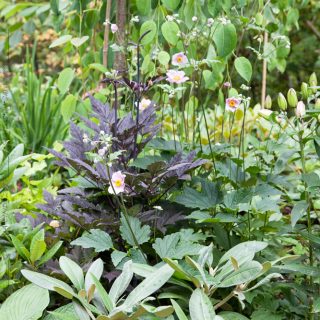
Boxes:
[287,88,298,108]
[111,24,118,33]
[265,95,272,109]
[295,101,306,118]
[301,82,309,100]
[277,93,287,111]
[309,72,317,87]
[49,220,60,228]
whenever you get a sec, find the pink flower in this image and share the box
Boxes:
[108,171,126,194]
[137,98,151,111]
[172,52,188,67]
[111,24,118,33]
[295,101,306,118]
[226,97,241,112]
[223,82,231,88]
[166,70,189,84]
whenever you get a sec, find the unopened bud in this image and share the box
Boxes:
[301,82,309,100]
[315,98,320,109]
[287,88,298,108]
[49,220,60,228]
[295,101,306,118]
[309,72,317,88]
[278,93,287,111]
[265,95,272,109]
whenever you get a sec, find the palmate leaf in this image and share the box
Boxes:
[0,284,49,320]
[174,181,222,210]
[71,229,113,253]
[120,214,151,246]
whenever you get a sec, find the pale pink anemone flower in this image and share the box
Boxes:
[111,24,118,33]
[172,52,188,67]
[108,171,126,194]
[226,97,241,112]
[137,98,152,111]
[166,70,189,84]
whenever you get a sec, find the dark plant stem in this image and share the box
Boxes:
[113,83,118,136]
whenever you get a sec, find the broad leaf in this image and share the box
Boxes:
[189,288,215,320]
[213,23,237,57]
[234,57,252,82]
[57,68,75,95]
[161,21,179,45]
[59,256,84,291]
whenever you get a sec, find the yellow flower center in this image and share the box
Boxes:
[229,100,236,107]
[177,56,183,63]
[114,179,122,187]
[173,75,181,81]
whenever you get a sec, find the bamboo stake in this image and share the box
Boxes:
[261,31,268,108]
[103,0,112,67]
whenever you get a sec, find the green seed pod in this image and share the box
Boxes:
[287,88,298,108]
[255,12,263,26]
[265,95,272,109]
[315,98,320,109]
[301,82,309,100]
[278,93,287,111]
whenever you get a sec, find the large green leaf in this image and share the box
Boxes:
[136,0,151,15]
[44,304,80,320]
[0,284,49,320]
[213,23,237,57]
[61,94,77,123]
[161,0,181,10]
[57,68,75,95]
[120,214,150,246]
[234,57,252,83]
[71,229,113,253]
[189,289,215,320]
[117,263,174,311]
[161,21,179,45]
[109,260,133,305]
[174,181,222,210]
[59,256,84,291]
[140,20,157,45]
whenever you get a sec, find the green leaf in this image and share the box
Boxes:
[59,256,84,291]
[140,21,157,45]
[153,232,203,259]
[10,234,30,261]
[234,57,252,83]
[111,250,127,267]
[161,21,180,45]
[0,284,49,320]
[49,35,72,48]
[161,0,181,10]
[218,312,249,320]
[21,269,75,297]
[38,241,63,266]
[119,263,174,310]
[109,260,133,305]
[71,229,113,253]
[71,36,89,48]
[85,258,104,292]
[174,181,222,210]
[30,240,46,264]
[189,288,215,320]
[218,241,268,265]
[291,201,308,228]
[158,51,170,65]
[219,261,263,287]
[136,0,151,15]
[120,214,150,246]
[170,299,188,320]
[89,63,107,73]
[61,94,77,123]
[91,274,113,313]
[57,68,75,95]
[213,23,237,57]
[44,303,80,320]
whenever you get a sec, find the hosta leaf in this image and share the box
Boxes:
[0,284,49,320]
[120,214,150,246]
[189,288,215,320]
[71,229,113,253]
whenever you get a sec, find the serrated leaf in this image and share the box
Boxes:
[120,214,150,246]
[71,229,113,253]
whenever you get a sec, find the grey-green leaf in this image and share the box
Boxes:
[0,284,49,320]
[59,256,84,291]
[189,288,215,320]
